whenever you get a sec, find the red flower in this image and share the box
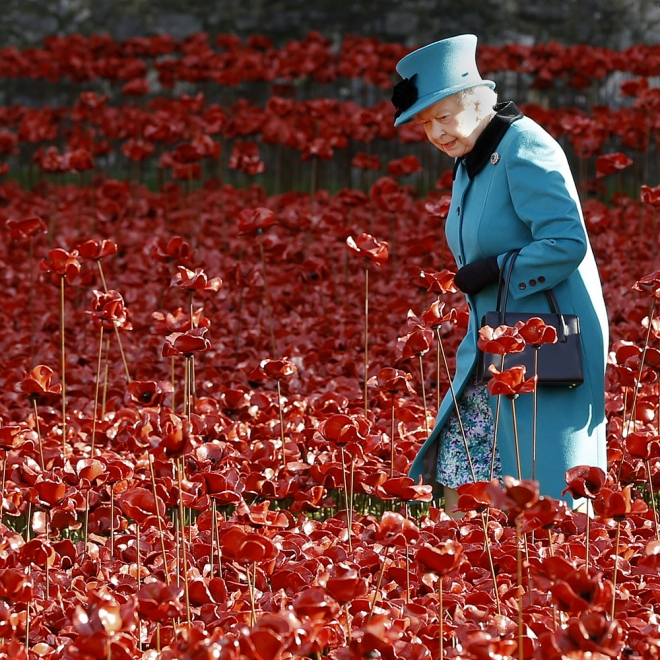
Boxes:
[397,326,433,359]
[346,233,389,266]
[487,364,538,398]
[323,564,368,604]
[162,327,211,357]
[118,487,166,524]
[515,317,558,346]
[424,196,452,218]
[19,365,62,399]
[415,539,464,575]
[86,289,131,330]
[150,236,192,265]
[121,138,155,162]
[486,476,539,513]
[367,367,415,394]
[562,465,606,499]
[125,380,165,406]
[351,151,381,170]
[592,485,647,521]
[39,248,81,279]
[410,269,456,294]
[641,184,660,206]
[301,138,334,161]
[137,581,185,622]
[420,300,457,328]
[370,176,410,212]
[373,510,420,546]
[249,358,298,380]
[595,152,633,178]
[633,270,660,298]
[237,207,276,235]
[229,140,265,174]
[7,215,47,241]
[63,148,95,172]
[478,324,526,355]
[77,238,118,261]
[387,155,422,177]
[170,266,222,293]
[455,481,492,513]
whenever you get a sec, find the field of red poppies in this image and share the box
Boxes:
[1,31,660,660]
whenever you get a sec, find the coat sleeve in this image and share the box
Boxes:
[499,124,588,300]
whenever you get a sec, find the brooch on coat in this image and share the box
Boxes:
[490,152,500,165]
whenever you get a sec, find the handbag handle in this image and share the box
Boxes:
[495,249,569,342]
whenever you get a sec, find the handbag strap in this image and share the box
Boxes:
[495,249,569,342]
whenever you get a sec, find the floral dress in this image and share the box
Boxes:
[436,378,502,489]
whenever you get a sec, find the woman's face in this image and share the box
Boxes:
[414,94,488,158]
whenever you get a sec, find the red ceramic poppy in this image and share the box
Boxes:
[351,151,381,170]
[367,367,415,394]
[478,324,526,355]
[249,358,298,380]
[562,465,606,499]
[410,269,456,294]
[595,152,633,178]
[387,155,422,177]
[487,364,538,398]
[19,365,62,399]
[87,289,130,330]
[162,327,211,357]
[415,539,464,575]
[39,247,81,279]
[592,485,647,521]
[170,266,222,293]
[420,300,457,328]
[515,317,558,346]
[6,215,47,241]
[77,238,118,261]
[237,207,276,235]
[641,184,660,206]
[633,270,660,298]
[346,233,389,266]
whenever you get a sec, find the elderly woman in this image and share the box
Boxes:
[393,35,608,515]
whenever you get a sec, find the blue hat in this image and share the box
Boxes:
[393,34,495,126]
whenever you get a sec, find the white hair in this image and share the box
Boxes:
[455,85,499,117]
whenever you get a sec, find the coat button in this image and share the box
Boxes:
[529,279,537,286]
[457,206,461,215]
[538,276,546,283]
[518,282,526,290]
[458,256,463,265]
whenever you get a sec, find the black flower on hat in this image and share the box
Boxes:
[392,74,418,119]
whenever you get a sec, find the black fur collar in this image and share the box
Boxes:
[453,101,523,180]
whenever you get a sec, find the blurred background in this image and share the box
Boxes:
[3,0,659,49]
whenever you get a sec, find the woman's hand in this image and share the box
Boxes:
[454,256,500,295]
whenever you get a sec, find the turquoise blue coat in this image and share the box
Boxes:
[409,103,609,502]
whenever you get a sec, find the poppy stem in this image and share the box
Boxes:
[511,397,522,480]
[101,336,111,419]
[91,326,104,456]
[531,348,539,481]
[439,574,444,660]
[418,353,429,436]
[0,450,5,528]
[611,520,621,619]
[368,545,390,621]
[136,521,141,590]
[170,357,176,411]
[490,394,503,481]
[646,459,659,540]
[364,267,369,418]
[32,398,44,470]
[276,379,287,471]
[436,330,441,412]
[405,540,410,605]
[110,485,114,558]
[390,392,396,479]
[547,528,554,556]
[585,507,590,572]
[177,459,192,627]
[246,561,257,627]
[627,297,656,432]
[29,237,35,368]
[481,512,502,616]
[257,232,277,358]
[516,516,524,660]
[340,446,353,552]
[434,327,476,481]
[60,276,67,454]
[149,454,170,585]
[344,602,352,642]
